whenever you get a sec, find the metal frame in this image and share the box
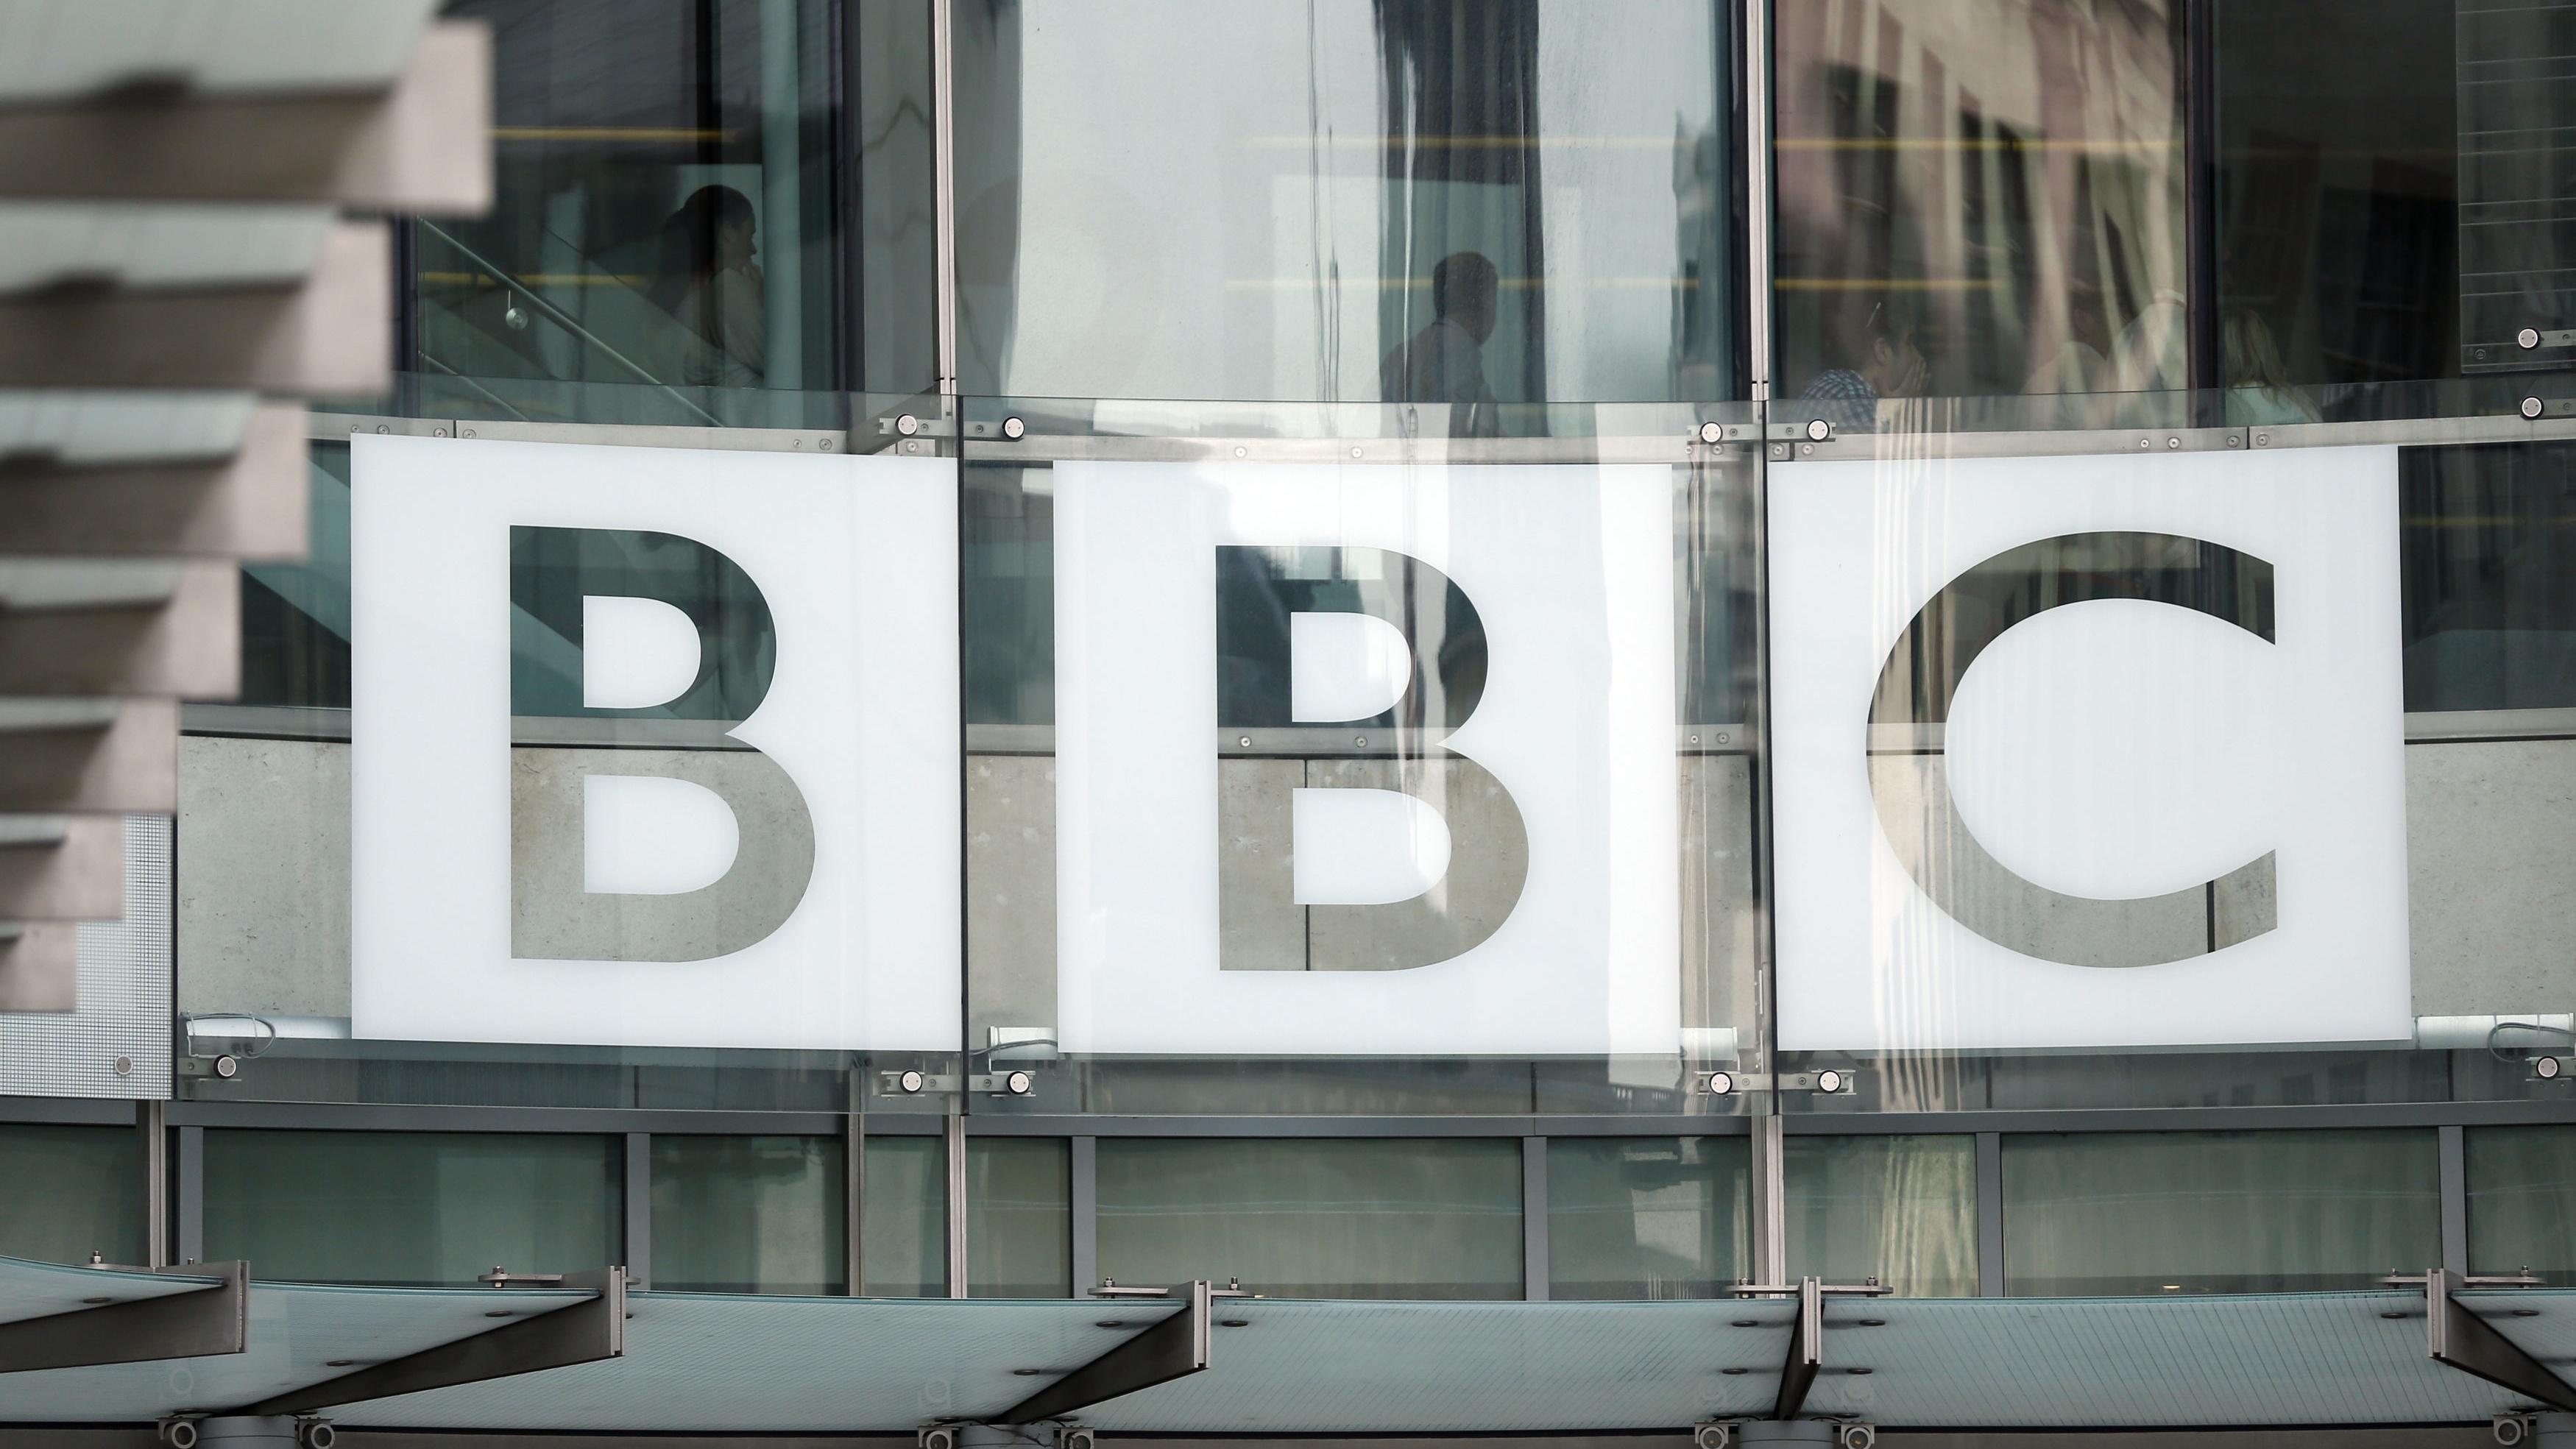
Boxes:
[242,1265,628,1415]
[2421,1271,2576,1411]
[0,1261,245,1374]
[998,1280,1210,1425]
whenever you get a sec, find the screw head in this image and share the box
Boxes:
[1705,1071,1735,1096]
[2522,327,2544,350]
[1805,417,1831,442]
[897,1069,926,1094]
[820,436,835,450]
[1005,1069,1036,1095]
[1234,445,1248,457]
[2539,1055,2564,1080]
[212,1055,238,1080]
[113,1055,132,1077]
[2166,436,2182,449]
[1816,1068,1847,1094]
[1002,416,1027,440]
[2525,396,2548,420]
[1698,421,1724,444]
[896,414,921,436]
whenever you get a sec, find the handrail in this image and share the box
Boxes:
[420,351,534,422]
[414,220,723,427]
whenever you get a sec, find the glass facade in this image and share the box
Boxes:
[11,0,2576,1364]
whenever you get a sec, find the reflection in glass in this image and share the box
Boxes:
[0,1125,138,1267]
[2402,442,2576,713]
[1784,1134,1975,1297]
[651,1134,843,1294]
[2468,1125,2576,1280]
[1546,1136,1748,1299]
[2001,1130,2437,1294]
[1097,1138,1522,1298]
[952,0,1736,412]
[416,0,935,423]
[2215,0,2456,394]
[967,1136,1069,1297]
[1774,0,2187,417]
[202,1130,620,1286]
[862,1134,947,1296]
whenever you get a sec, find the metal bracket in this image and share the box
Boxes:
[879,1070,961,1098]
[0,1260,247,1373]
[1777,1277,1822,1420]
[2397,1269,2576,1411]
[999,1280,1212,1425]
[1698,1070,1861,1097]
[241,1266,629,1414]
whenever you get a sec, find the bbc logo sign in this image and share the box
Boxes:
[350,434,2410,1057]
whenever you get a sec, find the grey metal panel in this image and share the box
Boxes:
[959,1116,1755,1138]
[976,434,1699,466]
[0,22,491,213]
[0,1095,135,1125]
[247,1266,626,1415]
[0,816,171,1098]
[623,1138,650,1292]
[162,1102,850,1136]
[0,222,386,393]
[1783,1101,2576,1134]
[1975,1133,2003,1299]
[2441,1127,2469,1277]
[1521,1138,1547,1303]
[0,403,307,559]
[0,1262,243,1374]
[1068,1138,1096,1302]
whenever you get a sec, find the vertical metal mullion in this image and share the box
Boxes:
[929,0,959,401]
[2441,1123,2470,1275]
[1069,1136,1097,1298]
[1521,1136,1549,1302]
[846,1066,866,1297]
[2184,0,2221,403]
[945,1114,969,1298]
[1976,1131,2005,1297]
[1742,0,1774,401]
[623,1132,651,1289]
[174,1124,202,1266]
[1752,1115,1786,1286]
[138,1099,166,1268]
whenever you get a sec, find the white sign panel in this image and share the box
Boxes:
[350,434,960,1051]
[1771,444,2411,1052]
[1054,460,1680,1057]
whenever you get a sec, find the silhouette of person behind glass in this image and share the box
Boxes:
[1381,251,1501,437]
[648,185,766,388]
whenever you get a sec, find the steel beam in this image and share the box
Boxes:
[999,1280,1211,1425]
[2427,1269,2576,1411]
[1774,1277,1822,1422]
[0,1261,245,1373]
[243,1266,627,1414]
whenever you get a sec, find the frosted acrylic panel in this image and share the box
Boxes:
[2002,1130,2438,1294]
[0,1125,139,1267]
[1097,1138,1522,1300]
[202,1130,620,1286]
[1052,460,1678,1057]
[1546,1136,1748,1299]
[862,1136,945,1297]
[966,1137,1069,1297]
[1769,445,2410,1052]
[349,436,960,1052]
[651,1135,842,1295]
[2468,1124,2576,1279]
[1784,1134,1975,1297]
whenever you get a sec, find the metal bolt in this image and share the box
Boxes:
[2540,1055,2564,1080]
[1002,416,1027,440]
[462,428,475,439]
[212,1055,238,1080]
[1350,447,1362,458]
[2166,436,2181,449]
[1234,446,1248,457]
[1238,736,1251,748]
[375,424,389,433]
[1800,442,1814,456]
[2255,433,2271,447]
[1705,1071,1735,1096]
[1689,734,1701,745]
[896,414,921,436]
[2522,327,2544,350]
[1005,1070,1036,1096]
[1716,731,1730,743]
[1354,735,1366,748]
[432,428,448,438]
[1805,417,1830,442]
[897,1069,925,1094]
[113,1055,132,1077]
[2138,438,2152,449]
[2524,397,2548,420]
[819,436,835,450]
[1816,1068,1847,1094]
[1697,421,1724,444]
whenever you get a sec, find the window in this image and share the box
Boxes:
[1547,1136,1749,1299]
[0,1125,138,1268]
[651,1134,843,1294]
[1786,1134,1975,1297]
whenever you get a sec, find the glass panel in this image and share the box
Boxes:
[2468,1124,2576,1279]
[2000,1130,2438,1295]
[202,1130,620,1286]
[1096,1138,1522,1299]
[0,1125,139,1267]
[2458,0,2576,376]
[412,0,933,425]
[650,1134,843,1294]
[1785,1134,1976,1297]
[2214,0,2458,397]
[861,1134,946,1297]
[952,1,1738,413]
[1545,1136,1748,1300]
[966,1137,1068,1297]
[1774,0,2188,418]
[960,403,1764,1116]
